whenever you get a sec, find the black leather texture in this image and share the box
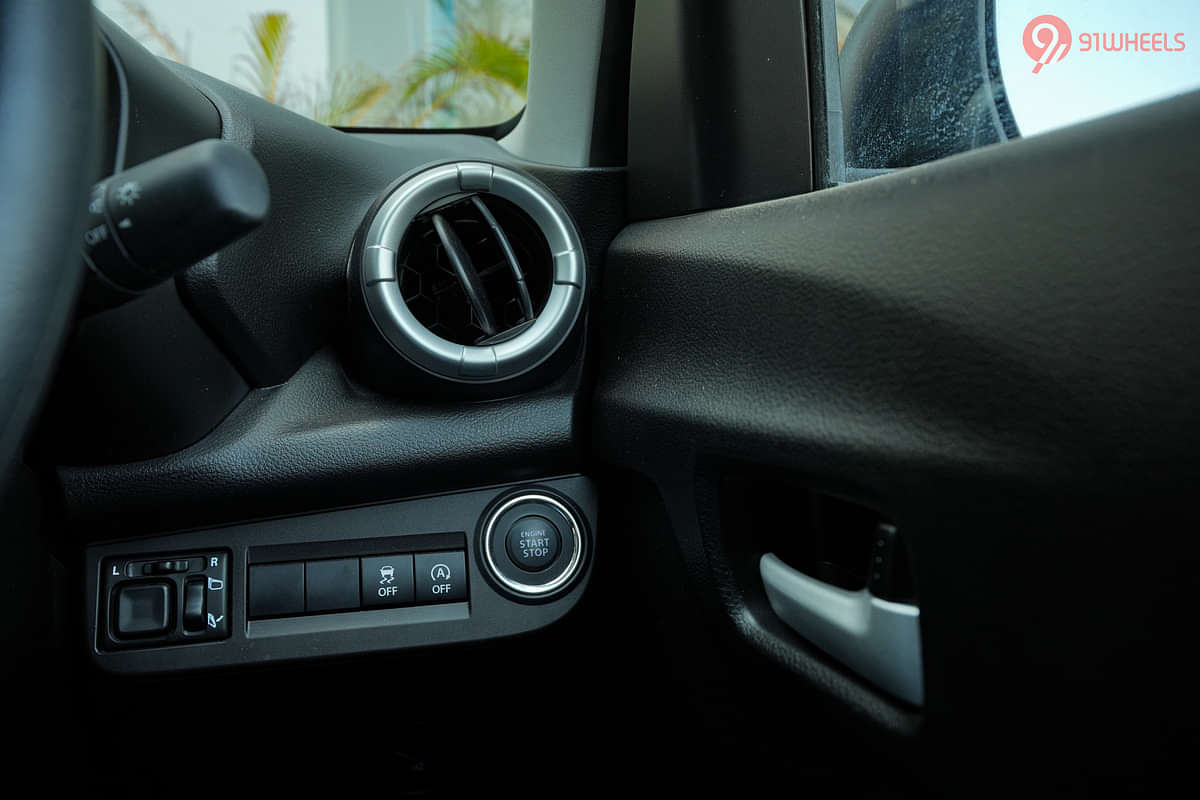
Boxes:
[0,0,97,484]
[60,347,583,537]
[593,92,1200,786]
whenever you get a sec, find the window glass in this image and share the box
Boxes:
[826,0,1200,181]
[94,0,532,129]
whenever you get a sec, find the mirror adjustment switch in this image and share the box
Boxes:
[114,582,173,638]
[183,578,205,632]
[142,559,190,575]
[101,551,229,650]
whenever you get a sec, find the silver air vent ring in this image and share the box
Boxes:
[359,162,585,383]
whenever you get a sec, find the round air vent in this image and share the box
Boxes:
[358,162,585,383]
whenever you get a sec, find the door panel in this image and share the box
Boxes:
[594,92,1200,787]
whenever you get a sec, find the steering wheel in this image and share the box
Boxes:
[0,1,97,486]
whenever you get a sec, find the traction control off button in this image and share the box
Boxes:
[361,554,414,608]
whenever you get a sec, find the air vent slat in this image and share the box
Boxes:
[396,193,553,346]
[431,211,498,336]
[471,196,534,320]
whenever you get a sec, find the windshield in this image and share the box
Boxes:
[94,0,532,130]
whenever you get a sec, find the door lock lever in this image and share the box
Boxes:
[760,552,923,705]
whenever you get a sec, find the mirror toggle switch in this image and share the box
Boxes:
[183,578,206,632]
[142,559,190,575]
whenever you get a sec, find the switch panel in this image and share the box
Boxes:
[100,550,229,650]
[86,475,597,674]
[248,551,465,618]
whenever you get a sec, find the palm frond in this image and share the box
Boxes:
[221,6,530,130]
[120,1,188,64]
[312,70,393,127]
[399,28,529,126]
[235,12,292,103]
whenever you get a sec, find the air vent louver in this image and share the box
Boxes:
[397,194,552,346]
[358,161,585,384]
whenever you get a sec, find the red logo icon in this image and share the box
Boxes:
[1024,14,1072,74]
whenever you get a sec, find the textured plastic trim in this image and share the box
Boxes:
[360,161,586,383]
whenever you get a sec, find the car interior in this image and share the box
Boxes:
[3,0,1198,792]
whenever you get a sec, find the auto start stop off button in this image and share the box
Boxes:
[505,515,561,571]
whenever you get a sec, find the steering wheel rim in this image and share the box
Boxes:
[0,0,97,485]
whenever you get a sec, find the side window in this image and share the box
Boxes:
[823,0,1200,182]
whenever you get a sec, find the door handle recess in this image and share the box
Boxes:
[760,553,924,705]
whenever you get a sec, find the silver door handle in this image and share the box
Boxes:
[760,553,924,705]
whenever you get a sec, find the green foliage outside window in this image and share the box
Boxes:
[118,1,529,128]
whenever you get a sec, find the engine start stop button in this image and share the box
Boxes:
[505,515,561,571]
